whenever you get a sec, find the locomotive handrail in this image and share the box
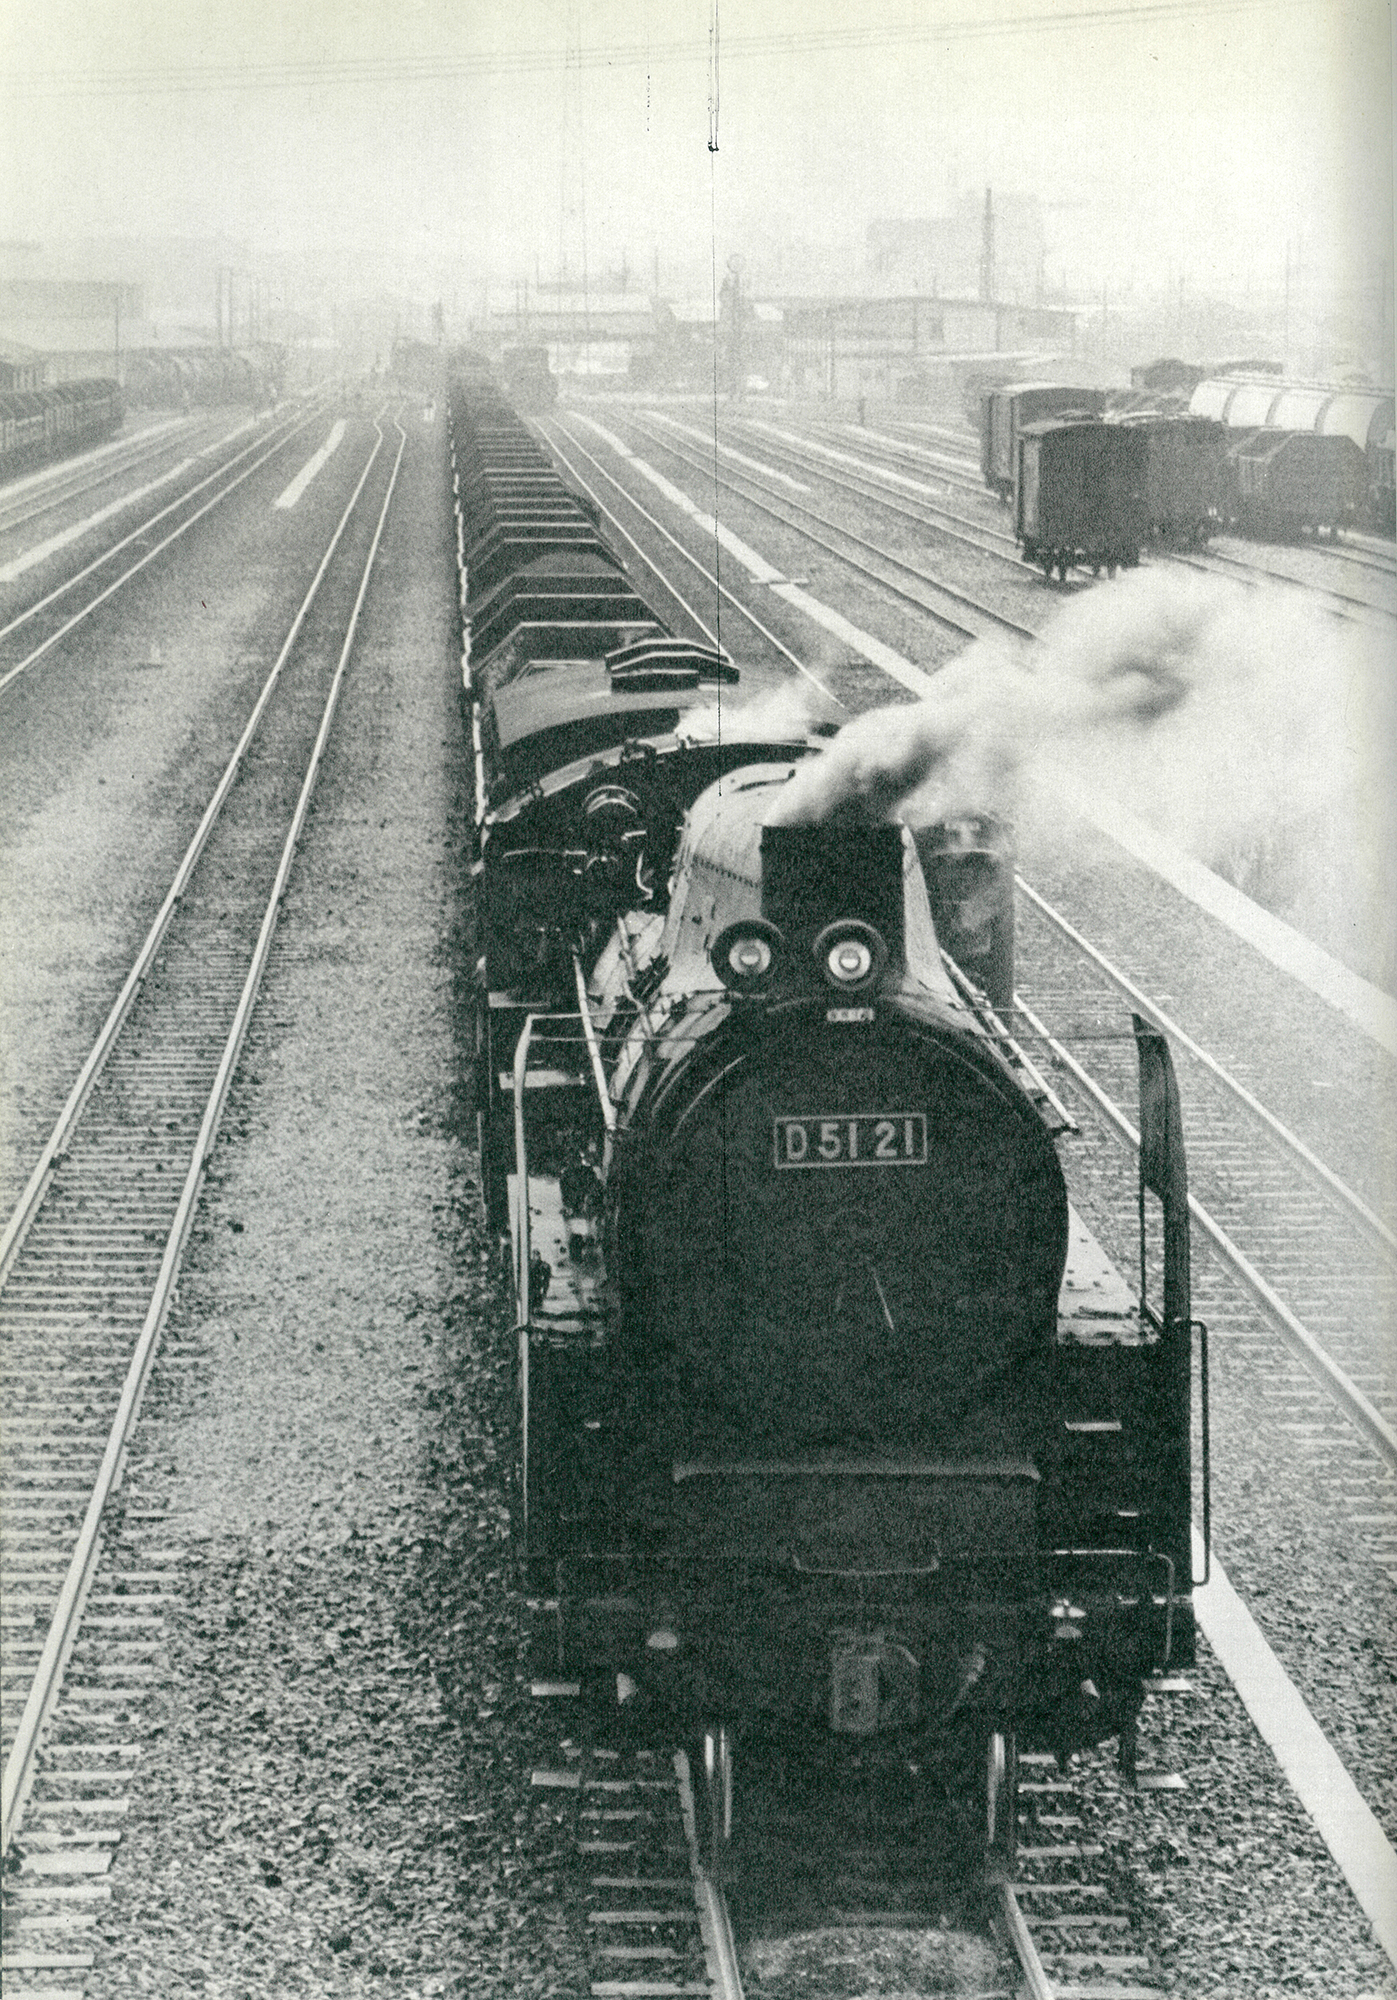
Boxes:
[511,1016,538,1318]
[572,952,618,1133]
[940,953,1078,1132]
[512,1014,535,1543]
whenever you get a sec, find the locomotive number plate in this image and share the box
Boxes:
[773,1113,927,1168]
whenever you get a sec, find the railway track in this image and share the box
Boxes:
[624,412,1027,643]
[0,399,328,696]
[555,410,1031,658]
[0,416,215,540]
[1010,880,1396,1478]
[530,1705,1189,1999]
[0,408,407,1980]
[1168,542,1396,627]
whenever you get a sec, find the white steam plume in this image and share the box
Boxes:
[766,568,1395,992]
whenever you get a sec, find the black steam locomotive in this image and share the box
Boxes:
[451,368,1206,1865]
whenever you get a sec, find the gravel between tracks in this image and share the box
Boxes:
[78,416,585,1996]
[17,396,1395,1997]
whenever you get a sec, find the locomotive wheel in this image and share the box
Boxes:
[985,1729,1018,1878]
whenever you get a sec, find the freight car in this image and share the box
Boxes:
[451,371,1206,1870]
[1189,375,1394,537]
[980,381,1106,499]
[1016,417,1147,579]
[1118,412,1228,546]
[0,376,123,482]
[1227,429,1368,539]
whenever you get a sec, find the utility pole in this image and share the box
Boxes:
[113,282,121,383]
[979,187,995,304]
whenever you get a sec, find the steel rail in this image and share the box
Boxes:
[0,403,314,641]
[543,420,843,705]
[1165,544,1396,625]
[0,417,212,538]
[630,413,1028,642]
[997,1881,1057,1999]
[674,1749,745,2000]
[0,417,390,1287]
[0,403,325,690]
[0,407,406,1856]
[1012,989,1397,1473]
[1015,873,1396,1254]
[733,414,1013,547]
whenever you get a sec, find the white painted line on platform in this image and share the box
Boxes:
[575,414,785,582]
[0,461,197,584]
[650,413,810,491]
[1194,1527,1397,1968]
[572,413,1397,1043]
[273,420,345,510]
[765,582,937,696]
[1061,780,1397,1056]
[0,418,189,501]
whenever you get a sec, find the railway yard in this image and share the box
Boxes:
[2,379,1396,2000]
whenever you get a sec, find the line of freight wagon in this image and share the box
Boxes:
[981,380,1393,583]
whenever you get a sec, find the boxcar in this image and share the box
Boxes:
[1118,413,1228,545]
[1016,419,1147,579]
[980,382,1106,499]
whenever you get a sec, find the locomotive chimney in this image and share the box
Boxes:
[759,822,906,968]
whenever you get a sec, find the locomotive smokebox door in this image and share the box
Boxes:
[829,1635,919,1735]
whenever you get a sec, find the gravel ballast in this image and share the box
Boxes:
[8,396,1394,1997]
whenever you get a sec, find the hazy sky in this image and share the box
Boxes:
[1,0,1391,304]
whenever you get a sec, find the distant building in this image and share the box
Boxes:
[780,295,1076,400]
[0,279,141,383]
[475,292,658,380]
[866,192,1047,303]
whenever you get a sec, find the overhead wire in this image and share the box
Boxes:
[2,0,1317,98]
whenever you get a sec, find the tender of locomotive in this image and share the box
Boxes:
[451,372,1207,1867]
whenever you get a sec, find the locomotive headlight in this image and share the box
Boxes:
[729,936,772,978]
[710,919,783,994]
[813,920,888,995]
[828,938,872,982]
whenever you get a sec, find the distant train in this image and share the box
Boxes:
[982,378,1389,578]
[498,342,557,412]
[1188,376,1393,537]
[121,349,281,412]
[0,378,124,483]
[452,367,1207,1869]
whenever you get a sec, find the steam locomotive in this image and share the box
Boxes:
[451,366,1206,1866]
